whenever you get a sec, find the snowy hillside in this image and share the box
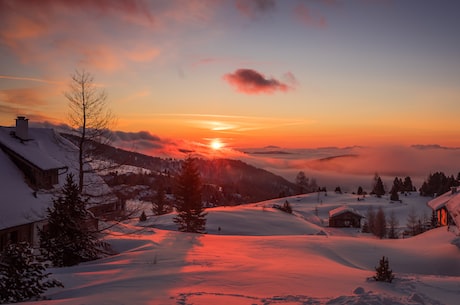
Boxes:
[22,192,459,305]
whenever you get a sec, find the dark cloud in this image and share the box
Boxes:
[110,130,164,152]
[111,130,161,142]
[223,69,292,94]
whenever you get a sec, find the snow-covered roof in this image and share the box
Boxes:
[446,194,460,230]
[0,149,51,229]
[328,206,363,218]
[0,126,116,229]
[427,189,458,211]
[0,127,65,170]
[428,189,460,231]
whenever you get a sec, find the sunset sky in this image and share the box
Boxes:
[1,0,460,152]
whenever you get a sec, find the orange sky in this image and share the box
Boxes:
[1,0,460,153]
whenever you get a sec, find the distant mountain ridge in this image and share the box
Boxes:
[61,133,298,205]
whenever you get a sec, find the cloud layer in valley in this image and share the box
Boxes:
[240,145,460,191]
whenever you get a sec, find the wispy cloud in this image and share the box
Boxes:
[223,69,294,94]
[154,113,312,134]
[0,75,63,85]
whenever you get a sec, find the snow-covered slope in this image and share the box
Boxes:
[21,193,460,305]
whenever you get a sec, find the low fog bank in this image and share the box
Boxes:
[239,145,460,193]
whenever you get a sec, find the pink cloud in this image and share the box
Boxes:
[223,69,293,94]
[0,0,156,70]
[294,3,327,28]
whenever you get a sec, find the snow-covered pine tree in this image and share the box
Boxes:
[173,157,207,233]
[373,256,394,283]
[0,242,63,303]
[40,173,106,267]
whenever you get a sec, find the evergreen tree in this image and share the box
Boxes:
[403,176,414,192]
[0,242,63,303]
[387,210,399,239]
[40,174,105,267]
[374,256,394,283]
[390,177,402,194]
[419,172,458,197]
[173,157,207,233]
[390,187,399,201]
[372,175,385,197]
[374,207,387,239]
[152,180,170,215]
[295,171,309,194]
[357,186,364,195]
[139,210,147,222]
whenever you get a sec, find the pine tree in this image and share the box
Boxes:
[357,186,364,195]
[390,188,399,202]
[152,180,170,215]
[374,256,394,283]
[372,176,385,197]
[0,242,63,303]
[403,176,414,192]
[40,174,105,267]
[390,177,402,194]
[173,157,207,233]
[139,210,147,222]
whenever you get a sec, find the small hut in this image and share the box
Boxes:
[329,206,364,228]
[427,187,459,228]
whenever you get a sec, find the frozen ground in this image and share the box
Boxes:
[23,193,460,305]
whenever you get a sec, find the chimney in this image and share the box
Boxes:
[15,116,29,140]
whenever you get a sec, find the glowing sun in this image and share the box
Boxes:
[210,139,224,150]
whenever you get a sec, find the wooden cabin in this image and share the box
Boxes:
[427,187,459,228]
[329,206,364,228]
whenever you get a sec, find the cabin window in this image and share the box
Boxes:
[438,209,448,226]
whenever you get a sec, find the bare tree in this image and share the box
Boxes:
[65,70,114,193]
[387,210,399,239]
